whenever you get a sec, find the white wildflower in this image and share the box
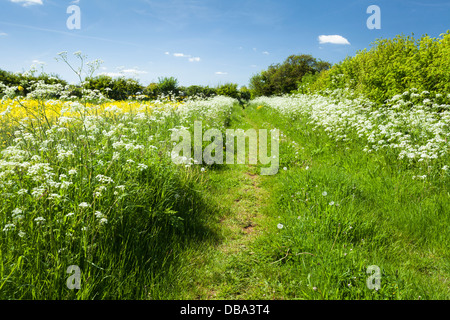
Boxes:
[34,217,46,225]
[17,189,28,195]
[79,202,90,209]
[12,208,23,215]
[3,223,15,232]
[96,174,114,184]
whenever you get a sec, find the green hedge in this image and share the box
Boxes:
[179,85,217,99]
[84,75,144,101]
[309,31,450,104]
[0,69,67,97]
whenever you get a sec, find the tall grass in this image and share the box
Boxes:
[244,100,449,299]
[0,94,236,299]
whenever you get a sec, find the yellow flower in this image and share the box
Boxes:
[257,105,263,110]
[18,86,24,92]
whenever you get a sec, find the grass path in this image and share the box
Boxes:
[175,102,449,300]
[178,104,282,299]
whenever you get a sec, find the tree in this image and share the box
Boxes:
[238,86,251,101]
[182,85,217,98]
[157,76,179,96]
[249,54,331,97]
[216,83,239,99]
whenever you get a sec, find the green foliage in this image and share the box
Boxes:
[249,54,331,97]
[144,82,218,100]
[181,85,217,98]
[0,96,235,299]
[238,86,251,101]
[216,83,239,99]
[0,69,67,97]
[157,76,179,96]
[240,103,450,300]
[296,72,319,94]
[310,31,450,104]
[83,75,144,101]
[143,83,160,99]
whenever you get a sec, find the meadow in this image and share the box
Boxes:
[0,89,237,299]
[0,34,449,299]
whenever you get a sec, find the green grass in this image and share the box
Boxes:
[0,99,231,299]
[233,103,449,300]
[171,103,448,300]
[0,99,448,300]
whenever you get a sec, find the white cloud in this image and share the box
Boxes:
[32,59,46,65]
[262,51,270,55]
[99,67,148,78]
[171,52,201,62]
[122,68,148,75]
[318,35,350,45]
[0,32,7,36]
[99,72,123,78]
[10,0,43,7]
[215,72,228,75]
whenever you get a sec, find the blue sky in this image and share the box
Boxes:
[0,0,449,87]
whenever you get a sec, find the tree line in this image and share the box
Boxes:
[0,54,330,101]
[2,31,448,103]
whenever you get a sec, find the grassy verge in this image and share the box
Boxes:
[161,102,448,300]
[239,103,449,300]
[0,97,234,299]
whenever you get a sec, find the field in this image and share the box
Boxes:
[0,83,448,300]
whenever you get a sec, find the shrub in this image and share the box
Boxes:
[84,75,144,101]
[182,85,217,99]
[216,83,239,99]
[309,31,450,104]
[157,76,179,97]
[144,83,160,100]
[238,86,251,101]
[0,69,67,97]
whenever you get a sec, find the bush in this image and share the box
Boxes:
[296,73,320,94]
[216,83,239,99]
[157,76,179,97]
[0,69,67,97]
[144,83,160,100]
[310,31,450,104]
[182,85,217,99]
[238,86,251,101]
[84,75,144,101]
